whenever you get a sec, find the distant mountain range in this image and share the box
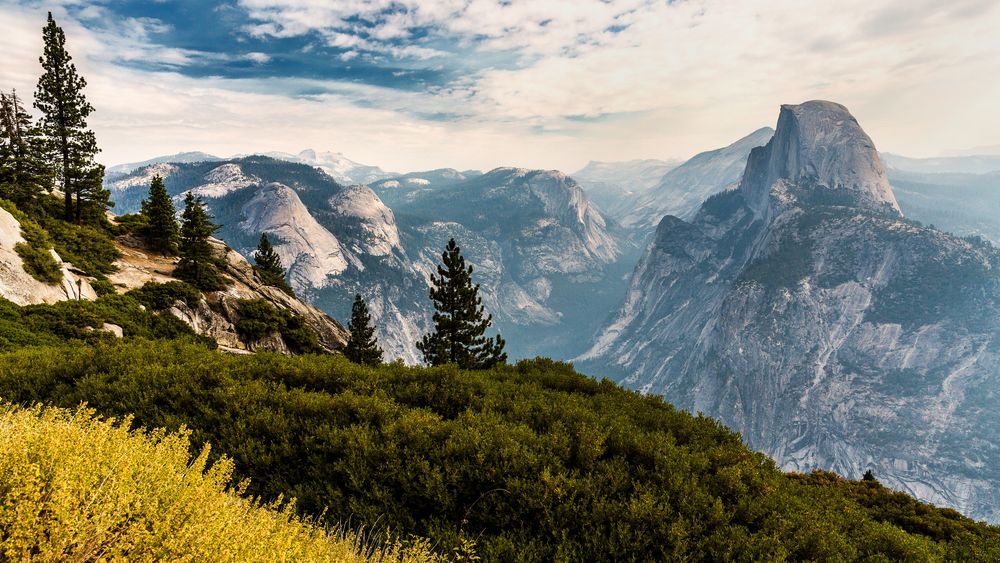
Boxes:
[570,159,680,217]
[106,158,637,362]
[259,149,398,186]
[106,152,223,175]
[615,127,776,233]
[882,153,1000,175]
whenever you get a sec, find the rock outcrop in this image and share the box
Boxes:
[108,236,348,355]
[581,101,1000,522]
[0,206,96,305]
[740,101,899,218]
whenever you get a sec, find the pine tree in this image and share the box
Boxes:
[0,90,52,210]
[417,238,506,369]
[175,192,224,290]
[140,175,178,254]
[253,233,293,295]
[34,12,108,223]
[344,293,383,366]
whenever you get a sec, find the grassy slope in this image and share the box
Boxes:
[0,338,996,561]
[0,403,439,562]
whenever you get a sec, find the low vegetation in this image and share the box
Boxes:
[0,337,995,561]
[235,298,323,353]
[2,196,120,283]
[127,280,202,311]
[37,211,121,277]
[0,403,442,562]
[0,294,210,351]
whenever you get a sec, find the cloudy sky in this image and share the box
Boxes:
[1,0,998,173]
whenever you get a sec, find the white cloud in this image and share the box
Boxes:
[1,0,999,174]
[245,52,271,64]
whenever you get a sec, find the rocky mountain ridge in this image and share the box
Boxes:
[109,235,348,354]
[262,149,397,186]
[581,100,1000,522]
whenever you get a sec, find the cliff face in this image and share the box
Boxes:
[617,127,774,232]
[740,101,899,218]
[581,101,1000,522]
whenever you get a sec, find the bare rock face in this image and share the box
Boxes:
[0,206,97,305]
[240,183,350,291]
[212,240,349,352]
[740,101,900,218]
[582,101,1000,522]
[168,298,245,351]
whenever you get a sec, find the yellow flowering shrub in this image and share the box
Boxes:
[0,403,443,562]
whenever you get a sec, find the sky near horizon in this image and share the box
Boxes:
[1,0,998,173]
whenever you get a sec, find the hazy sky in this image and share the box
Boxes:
[1,0,999,173]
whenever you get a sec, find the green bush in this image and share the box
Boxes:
[89,278,117,297]
[235,298,323,353]
[127,280,202,311]
[235,298,285,342]
[280,312,323,354]
[110,212,147,235]
[14,240,62,284]
[38,215,121,277]
[0,338,994,561]
[32,194,121,277]
[0,294,211,350]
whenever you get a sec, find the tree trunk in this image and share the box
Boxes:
[54,64,73,222]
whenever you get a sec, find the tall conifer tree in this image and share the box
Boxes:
[34,12,107,223]
[140,175,178,254]
[344,293,383,366]
[175,193,224,290]
[417,238,506,369]
[253,233,293,295]
[0,90,51,209]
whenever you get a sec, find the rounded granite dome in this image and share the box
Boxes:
[740,100,901,216]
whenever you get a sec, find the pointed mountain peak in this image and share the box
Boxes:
[740,100,900,216]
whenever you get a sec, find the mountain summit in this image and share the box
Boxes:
[741,101,900,217]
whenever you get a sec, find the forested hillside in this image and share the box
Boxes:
[0,335,996,560]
